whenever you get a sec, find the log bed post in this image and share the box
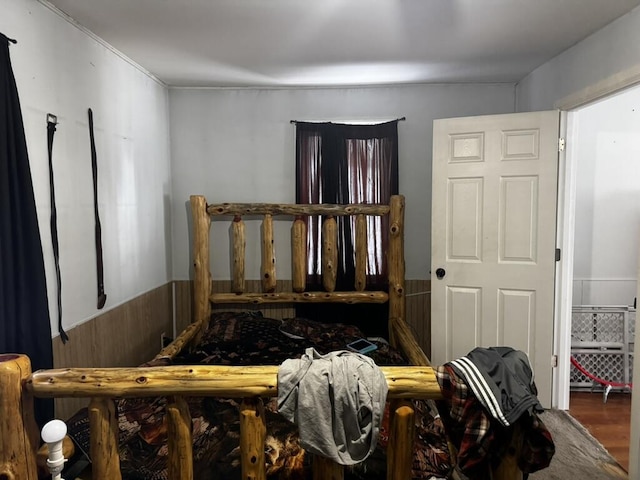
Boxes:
[387,399,416,480]
[167,396,193,480]
[88,398,122,479]
[190,195,212,340]
[0,354,39,480]
[387,195,406,349]
[312,455,343,480]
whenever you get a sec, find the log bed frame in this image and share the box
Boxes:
[0,194,522,480]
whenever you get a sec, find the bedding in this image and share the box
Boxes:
[65,312,451,479]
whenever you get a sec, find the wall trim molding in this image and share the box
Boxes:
[37,0,166,88]
[554,63,640,110]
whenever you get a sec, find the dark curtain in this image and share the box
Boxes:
[295,121,399,338]
[0,33,54,427]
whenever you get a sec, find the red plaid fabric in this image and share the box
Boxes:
[435,365,554,480]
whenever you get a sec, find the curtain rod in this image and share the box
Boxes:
[6,36,17,44]
[290,116,406,124]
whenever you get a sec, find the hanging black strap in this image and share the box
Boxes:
[47,114,69,343]
[88,108,107,310]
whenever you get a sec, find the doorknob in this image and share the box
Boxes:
[435,268,446,279]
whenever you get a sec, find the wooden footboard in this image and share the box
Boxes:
[0,354,441,480]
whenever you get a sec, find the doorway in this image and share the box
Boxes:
[559,83,640,471]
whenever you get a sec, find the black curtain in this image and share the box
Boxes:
[295,121,399,338]
[0,33,54,427]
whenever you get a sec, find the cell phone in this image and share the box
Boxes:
[346,338,378,354]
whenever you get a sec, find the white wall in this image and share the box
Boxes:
[1,0,172,336]
[169,84,515,281]
[516,5,640,111]
[571,85,640,306]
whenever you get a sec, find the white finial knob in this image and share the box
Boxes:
[42,419,67,480]
[42,419,67,443]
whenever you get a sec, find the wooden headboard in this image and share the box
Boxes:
[189,194,429,366]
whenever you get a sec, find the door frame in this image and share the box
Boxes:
[552,111,576,410]
[552,67,640,410]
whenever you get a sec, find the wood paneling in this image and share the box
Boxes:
[406,280,431,359]
[52,284,173,420]
[174,280,193,336]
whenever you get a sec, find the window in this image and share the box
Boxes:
[295,121,399,290]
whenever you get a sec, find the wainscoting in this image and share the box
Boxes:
[52,283,173,420]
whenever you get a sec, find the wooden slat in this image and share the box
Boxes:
[291,217,306,293]
[0,354,39,480]
[322,216,338,292]
[312,455,343,480]
[167,396,193,480]
[29,366,442,400]
[89,398,122,480]
[261,214,277,293]
[210,291,388,304]
[355,214,367,291]
[231,216,246,293]
[208,203,390,217]
[240,398,266,480]
[387,400,416,480]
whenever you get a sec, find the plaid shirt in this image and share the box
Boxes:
[435,365,554,480]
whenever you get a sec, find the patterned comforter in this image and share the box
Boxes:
[65,312,451,479]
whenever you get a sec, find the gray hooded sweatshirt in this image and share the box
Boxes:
[277,347,388,465]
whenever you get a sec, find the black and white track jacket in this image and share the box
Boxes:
[448,346,544,427]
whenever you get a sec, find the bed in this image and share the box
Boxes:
[0,194,525,480]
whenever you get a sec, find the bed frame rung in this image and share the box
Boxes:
[210,291,389,304]
[387,399,416,480]
[313,455,343,480]
[88,397,122,479]
[240,398,266,480]
[167,395,193,480]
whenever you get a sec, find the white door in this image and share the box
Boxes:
[431,110,560,407]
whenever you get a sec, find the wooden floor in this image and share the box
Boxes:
[569,391,632,472]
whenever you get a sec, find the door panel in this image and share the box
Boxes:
[432,110,560,406]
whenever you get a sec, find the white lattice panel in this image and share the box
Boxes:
[571,306,635,392]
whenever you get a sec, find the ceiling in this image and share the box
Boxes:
[44,0,640,88]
